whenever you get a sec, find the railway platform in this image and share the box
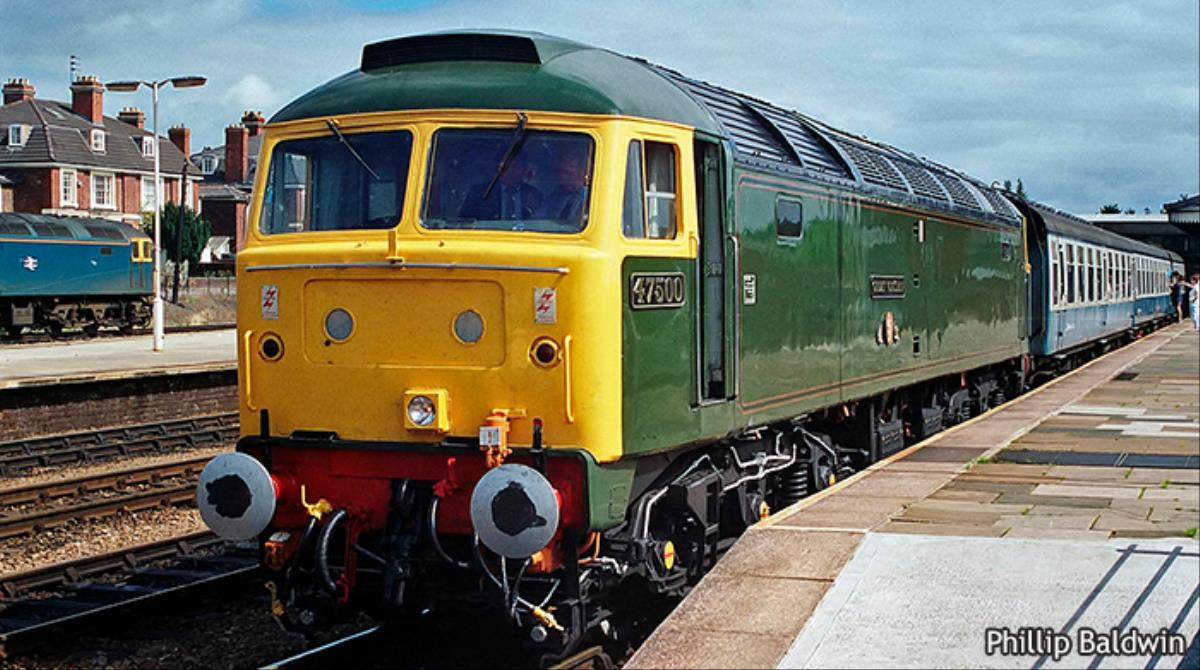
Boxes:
[0,329,236,390]
[630,325,1199,669]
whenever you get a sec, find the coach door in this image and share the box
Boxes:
[695,139,728,402]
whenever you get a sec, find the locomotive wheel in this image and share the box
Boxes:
[82,324,100,338]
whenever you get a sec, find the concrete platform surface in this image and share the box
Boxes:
[630,325,1199,670]
[0,330,236,388]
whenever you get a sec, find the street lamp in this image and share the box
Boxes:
[106,76,207,352]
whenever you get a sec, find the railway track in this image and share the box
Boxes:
[0,455,212,539]
[0,322,235,346]
[0,531,257,659]
[0,412,238,475]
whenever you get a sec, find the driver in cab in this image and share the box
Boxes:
[458,150,543,221]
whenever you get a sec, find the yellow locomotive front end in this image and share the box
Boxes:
[237,109,653,462]
[200,104,695,635]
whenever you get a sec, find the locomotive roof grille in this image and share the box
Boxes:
[361,34,541,71]
[0,213,147,240]
[284,31,1023,226]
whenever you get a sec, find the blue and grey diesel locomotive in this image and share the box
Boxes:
[0,213,154,336]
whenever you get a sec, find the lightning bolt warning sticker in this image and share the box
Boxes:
[533,287,557,325]
[261,284,279,320]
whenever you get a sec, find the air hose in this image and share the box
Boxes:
[315,509,347,596]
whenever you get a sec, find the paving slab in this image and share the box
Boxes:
[781,534,1199,669]
[0,329,236,388]
[630,325,1198,669]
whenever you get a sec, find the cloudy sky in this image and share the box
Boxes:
[1,0,1196,213]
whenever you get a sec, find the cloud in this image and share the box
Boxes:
[0,0,1195,212]
[226,74,278,114]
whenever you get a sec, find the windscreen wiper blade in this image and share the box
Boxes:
[325,119,381,181]
[482,112,529,200]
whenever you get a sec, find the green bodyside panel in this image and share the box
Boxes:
[735,176,844,414]
[730,167,1024,426]
[619,257,699,455]
[271,35,721,134]
[581,452,637,530]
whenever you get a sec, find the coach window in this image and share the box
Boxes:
[1066,245,1076,304]
[776,198,803,241]
[1051,241,1061,308]
[1104,252,1112,301]
[1087,248,1096,303]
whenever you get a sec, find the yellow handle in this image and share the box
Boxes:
[563,335,574,423]
[242,330,258,411]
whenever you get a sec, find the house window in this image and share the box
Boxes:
[90,129,105,152]
[92,172,116,209]
[142,136,156,157]
[201,155,218,174]
[141,176,157,211]
[7,124,27,147]
[60,168,77,206]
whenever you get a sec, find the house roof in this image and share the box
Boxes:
[199,182,252,202]
[0,98,197,176]
[191,133,263,187]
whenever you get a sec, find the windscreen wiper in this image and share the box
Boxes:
[326,119,381,181]
[482,112,529,200]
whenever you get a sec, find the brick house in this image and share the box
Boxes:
[0,76,201,226]
[193,110,263,254]
[0,174,12,211]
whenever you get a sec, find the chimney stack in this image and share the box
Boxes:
[241,110,265,137]
[70,75,104,125]
[3,78,35,105]
[169,125,191,158]
[117,106,145,129]
[225,124,248,184]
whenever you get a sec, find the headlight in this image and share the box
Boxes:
[407,395,436,427]
[324,308,354,342]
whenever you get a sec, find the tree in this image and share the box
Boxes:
[141,202,211,267]
[141,203,211,303]
[1002,178,1028,200]
[1100,203,1122,214]
[1123,208,1135,214]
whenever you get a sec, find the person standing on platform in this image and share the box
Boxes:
[1169,272,1185,321]
[1189,274,1200,331]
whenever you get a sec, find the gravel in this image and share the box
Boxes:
[0,506,207,576]
[0,445,230,493]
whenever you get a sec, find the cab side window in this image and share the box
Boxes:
[622,139,678,240]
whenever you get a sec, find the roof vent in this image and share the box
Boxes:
[361,34,541,71]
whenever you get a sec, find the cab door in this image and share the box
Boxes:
[695,139,727,402]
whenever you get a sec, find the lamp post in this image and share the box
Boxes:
[106,76,206,352]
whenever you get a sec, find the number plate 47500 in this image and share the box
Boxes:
[629,272,686,310]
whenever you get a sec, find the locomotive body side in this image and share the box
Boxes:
[0,214,152,332]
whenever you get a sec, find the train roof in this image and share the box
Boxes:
[1020,200,1182,262]
[0,213,148,242]
[272,31,1020,228]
